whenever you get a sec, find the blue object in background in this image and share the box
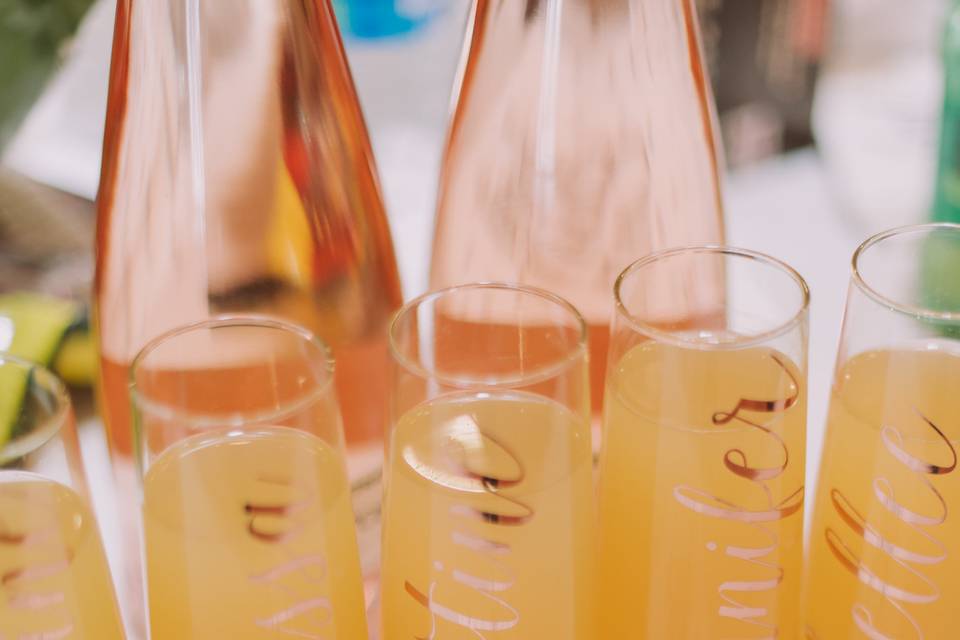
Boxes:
[333,0,444,40]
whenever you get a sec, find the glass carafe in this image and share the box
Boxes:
[430,0,726,415]
[94,0,401,631]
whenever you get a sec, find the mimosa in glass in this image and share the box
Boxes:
[805,224,960,639]
[143,427,365,639]
[131,317,367,640]
[381,283,596,639]
[598,247,810,638]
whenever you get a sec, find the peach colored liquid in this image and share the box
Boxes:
[143,427,367,639]
[598,342,806,638]
[380,391,596,638]
[0,474,125,639]
[804,347,960,639]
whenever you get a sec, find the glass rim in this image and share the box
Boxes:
[0,353,72,466]
[388,282,588,388]
[129,315,335,429]
[614,244,811,350]
[852,222,960,322]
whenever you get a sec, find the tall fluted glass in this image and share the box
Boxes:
[0,355,125,638]
[381,283,595,638]
[430,0,726,416]
[94,0,401,627]
[804,224,960,639]
[131,317,367,639]
[597,246,809,637]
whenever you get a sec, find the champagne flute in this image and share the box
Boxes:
[597,246,810,638]
[131,316,367,639]
[804,223,960,638]
[0,354,125,638]
[380,283,595,639]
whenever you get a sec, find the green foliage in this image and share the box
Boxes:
[0,0,97,147]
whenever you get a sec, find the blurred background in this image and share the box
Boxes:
[0,0,956,575]
[2,0,949,302]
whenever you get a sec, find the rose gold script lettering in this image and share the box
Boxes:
[245,474,332,638]
[673,355,802,638]
[405,430,529,638]
[826,411,956,639]
[0,505,76,638]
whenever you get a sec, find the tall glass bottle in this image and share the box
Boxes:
[94,0,401,629]
[430,0,726,414]
[96,0,402,458]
